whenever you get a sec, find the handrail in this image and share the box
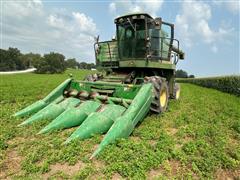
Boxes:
[107,42,112,62]
[94,37,182,63]
[94,40,118,64]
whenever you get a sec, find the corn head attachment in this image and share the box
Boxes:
[15,78,154,157]
[14,13,184,158]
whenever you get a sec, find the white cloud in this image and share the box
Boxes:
[72,12,97,34]
[3,0,43,18]
[109,0,164,18]
[226,1,240,13]
[47,14,66,30]
[109,2,116,14]
[175,0,233,49]
[213,1,240,14]
[2,0,98,62]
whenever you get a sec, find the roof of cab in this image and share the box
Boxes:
[114,13,153,21]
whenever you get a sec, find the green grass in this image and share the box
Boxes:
[0,69,239,179]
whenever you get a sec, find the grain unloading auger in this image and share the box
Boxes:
[14,13,184,158]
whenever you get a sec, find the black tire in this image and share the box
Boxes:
[173,83,180,100]
[147,76,169,114]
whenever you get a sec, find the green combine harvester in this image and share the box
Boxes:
[14,13,184,158]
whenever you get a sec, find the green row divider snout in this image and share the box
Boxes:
[64,104,126,144]
[38,101,101,134]
[90,83,153,158]
[14,78,72,118]
[14,100,47,118]
[18,97,80,126]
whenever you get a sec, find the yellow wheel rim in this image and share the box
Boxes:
[176,89,180,99]
[160,89,167,107]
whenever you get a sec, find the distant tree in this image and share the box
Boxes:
[188,74,195,78]
[86,63,92,70]
[20,53,41,68]
[90,63,96,69]
[0,47,95,73]
[65,58,78,69]
[8,48,25,70]
[79,62,88,69]
[0,47,25,71]
[78,62,95,69]
[176,69,188,78]
[0,49,11,71]
[36,52,66,74]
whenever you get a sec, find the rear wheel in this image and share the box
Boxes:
[147,76,169,114]
[173,83,180,100]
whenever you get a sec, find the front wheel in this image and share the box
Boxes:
[147,76,169,114]
[158,81,169,112]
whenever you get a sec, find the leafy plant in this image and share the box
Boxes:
[177,76,240,96]
[0,70,239,179]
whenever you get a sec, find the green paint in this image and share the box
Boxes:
[97,41,118,62]
[14,100,47,118]
[19,97,80,126]
[38,101,101,134]
[43,79,72,103]
[14,12,184,159]
[14,79,71,118]
[70,80,141,99]
[91,83,153,158]
[119,60,176,69]
[65,104,126,143]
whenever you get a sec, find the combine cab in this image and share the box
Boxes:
[15,13,184,158]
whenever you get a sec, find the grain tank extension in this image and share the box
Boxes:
[14,13,184,158]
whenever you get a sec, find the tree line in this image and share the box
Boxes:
[176,69,195,78]
[0,47,194,77]
[0,47,95,73]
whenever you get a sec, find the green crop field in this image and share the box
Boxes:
[0,69,239,179]
[177,76,240,96]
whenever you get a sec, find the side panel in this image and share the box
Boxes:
[119,60,176,70]
[96,41,119,62]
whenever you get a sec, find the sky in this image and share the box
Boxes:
[1,0,239,77]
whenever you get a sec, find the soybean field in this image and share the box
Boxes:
[0,69,239,179]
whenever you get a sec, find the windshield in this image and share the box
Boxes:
[117,19,146,59]
[148,23,172,60]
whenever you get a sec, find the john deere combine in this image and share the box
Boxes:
[14,13,184,158]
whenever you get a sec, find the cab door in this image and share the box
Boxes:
[160,22,173,60]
